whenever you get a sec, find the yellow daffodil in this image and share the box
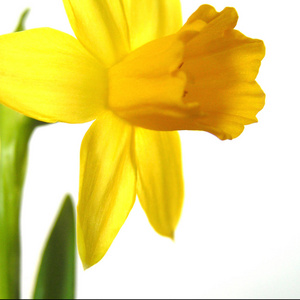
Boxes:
[0,1,265,268]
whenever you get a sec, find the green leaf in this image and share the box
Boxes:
[0,105,36,299]
[33,195,76,299]
[14,8,30,32]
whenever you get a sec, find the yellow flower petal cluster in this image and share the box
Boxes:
[110,5,265,139]
[0,1,265,268]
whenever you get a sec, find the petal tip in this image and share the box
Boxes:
[80,251,104,271]
[169,231,175,241]
[158,229,176,240]
[82,262,91,271]
[170,231,175,242]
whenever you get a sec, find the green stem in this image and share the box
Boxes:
[0,105,37,299]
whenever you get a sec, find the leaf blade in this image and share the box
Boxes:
[33,195,76,299]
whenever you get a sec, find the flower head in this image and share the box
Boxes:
[0,1,265,268]
[110,5,265,140]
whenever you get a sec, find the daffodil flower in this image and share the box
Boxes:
[0,1,265,268]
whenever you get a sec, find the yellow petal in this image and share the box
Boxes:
[121,0,182,50]
[185,4,219,24]
[78,111,136,269]
[109,5,265,140]
[0,28,107,123]
[63,0,130,66]
[184,6,238,36]
[182,19,265,139]
[108,34,187,128]
[135,128,184,238]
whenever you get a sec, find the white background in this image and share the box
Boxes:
[1,0,300,298]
